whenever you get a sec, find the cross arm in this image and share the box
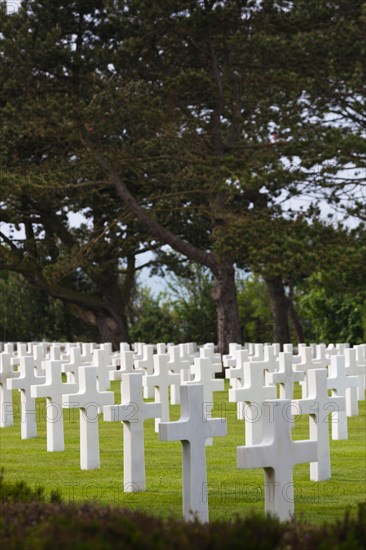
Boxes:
[159,419,191,442]
[293,440,318,465]
[237,443,273,469]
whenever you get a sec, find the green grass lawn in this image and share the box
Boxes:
[1,381,365,523]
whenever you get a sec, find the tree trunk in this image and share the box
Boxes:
[265,275,290,346]
[96,309,129,350]
[18,273,131,351]
[91,275,132,350]
[211,260,241,355]
[69,303,129,351]
[288,296,305,344]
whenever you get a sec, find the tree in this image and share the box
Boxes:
[0,170,142,348]
[0,0,157,348]
[297,225,366,344]
[80,0,366,348]
[1,1,363,350]
[237,275,273,344]
[0,271,98,342]
[77,0,332,350]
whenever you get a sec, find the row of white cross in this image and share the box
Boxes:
[0,340,365,523]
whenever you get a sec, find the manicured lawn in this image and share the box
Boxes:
[0,381,365,523]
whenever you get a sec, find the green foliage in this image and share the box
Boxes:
[0,271,98,342]
[165,267,217,345]
[298,277,366,345]
[0,469,61,503]
[129,267,217,344]
[0,496,365,549]
[237,275,273,343]
[128,287,181,344]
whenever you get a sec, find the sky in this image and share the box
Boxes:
[3,0,21,14]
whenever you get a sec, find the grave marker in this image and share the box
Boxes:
[168,345,191,405]
[104,372,162,491]
[31,360,78,451]
[267,352,304,399]
[294,346,328,397]
[293,368,345,481]
[344,348,365,410]
[229,361,276,445]
[159,383,227,522]
[109,350,142,382]
[62,346,81,384]
[135,344,155,399]
[7,356,45,439]
[188,356,224,444]
[62,366,114,469]
[225,349,249,389]
[145,353,180,432]
[0,353,19,427]
[237,399,318,521]
[92,348,114,391]
[327,355,358,440]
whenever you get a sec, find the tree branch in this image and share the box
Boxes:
[81,132,218,272]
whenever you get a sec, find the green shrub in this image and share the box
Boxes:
[0,483,365,550]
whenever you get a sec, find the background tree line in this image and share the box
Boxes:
[1,267,365,345]
[0,1,365,349]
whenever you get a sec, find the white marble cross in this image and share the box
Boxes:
[250,345,278,385]
[100,342,113,355]
[229,361,276,445]
[314,344,330,369]
[199,345,222,374]
[225,349,249,389]
[293,368,345,481]
[344,348,365,410]
[159,383,227,522]
[268,352,304,399]
[49,344,61,361]
[92,348,114,391]
[0,352,19,427]
[133,342,145,360]
[156,342,167,354]
[7,356,46,439]
[294,346,328,397]
[168,345,191,405]
[188,356,224,445]
[327,355,358,440]
[223,343,242,369]
[32,344,46,376]
[271,343,281,356]
[189,356,225,403]
[355,344,366,400]
[248,343,264,361]
[31,359,78,451]
[135,344,155,398]
[179,342,198,363]
[109,350,141,382]
[4,343,15,355]
[62,346,81,385]
[111,343,130,368]
[145,353,180,432]
[10,343,30,369]
[104,372,162,492]
[237,399,318,521]
[81,343,95,363]
[62,366,114,469]
[283,343,294,354]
